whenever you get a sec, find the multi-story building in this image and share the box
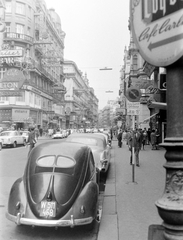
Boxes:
[63,60,98,129]
[119,20,154,131]
[119,17,167,142]
[0,0,66,131]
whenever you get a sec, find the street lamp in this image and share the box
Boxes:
[99,67,113,70]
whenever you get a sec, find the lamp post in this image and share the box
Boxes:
[155,57,183,240]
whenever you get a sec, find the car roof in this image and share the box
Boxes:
[69,133,106,140]
[29,141,91,160]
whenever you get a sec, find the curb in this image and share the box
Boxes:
[97,147,118,240]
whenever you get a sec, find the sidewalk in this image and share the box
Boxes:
[98,140,166,240]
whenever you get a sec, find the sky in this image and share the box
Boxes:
[45,0,130,109]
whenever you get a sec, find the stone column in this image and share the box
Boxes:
[155,57,183,240]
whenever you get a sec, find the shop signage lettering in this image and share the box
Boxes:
[0,57,15,66]
[142,0,181,23]
[130,0,183,66]
[0,49,23,57]
[139,15,183,49]
[145,85,160,94]
[0,90,22,97]
[12,109,29,122]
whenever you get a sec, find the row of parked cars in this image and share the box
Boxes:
[6,131,112,230]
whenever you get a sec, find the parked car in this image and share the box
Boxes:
[0,131,26,148]
[20,130,30,142]
[66,133,111,176]
[6,141,99,228]
[95,132,112,148]
[51,131,64,139]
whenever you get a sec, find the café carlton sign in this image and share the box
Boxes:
[130,0,183,66]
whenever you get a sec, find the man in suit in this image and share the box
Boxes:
[26,127,36,156]
[129,129,142,166]
[134,129,142,166]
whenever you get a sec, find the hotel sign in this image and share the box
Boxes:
[130,0,183,66]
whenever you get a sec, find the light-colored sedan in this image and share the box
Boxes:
[0,131,26,148]
[66,133,111,177]
[52,131,64,139]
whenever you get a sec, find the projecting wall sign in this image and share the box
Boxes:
[130,0,183,67]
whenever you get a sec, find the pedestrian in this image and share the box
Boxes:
[133,129,142,166]
[147,128,151,145]
[117,129,122,148]
[155,128,160,150]
[35,127,39,140]
[150,129,156,150]
[128,130,133,164]
[122,130,127,145]
[39,127,43,137]
[142,130,147,150]
[26,127,37,156]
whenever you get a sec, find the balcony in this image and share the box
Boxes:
[4,32,34,45]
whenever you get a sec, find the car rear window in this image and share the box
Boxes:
[35,155,76,175]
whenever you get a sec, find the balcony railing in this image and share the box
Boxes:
[4,32,34,44]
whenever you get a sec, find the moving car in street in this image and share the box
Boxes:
[51,131,64,139]
[6,141,99,228]
[0,131,26,148]
[66,133,111,176]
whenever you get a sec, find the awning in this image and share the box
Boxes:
[148,101,167,110]
[140,112,158,124]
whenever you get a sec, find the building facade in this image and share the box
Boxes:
[0,0,66,131]
[63,60,98,130]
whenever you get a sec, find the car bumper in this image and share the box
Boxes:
[6,212,93,227]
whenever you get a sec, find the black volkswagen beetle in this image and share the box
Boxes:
[6,141,99,228]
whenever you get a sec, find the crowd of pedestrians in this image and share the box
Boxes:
[116,127,160,167]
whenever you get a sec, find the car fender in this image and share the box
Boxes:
[71,181,99,219]
[7,177,26,217]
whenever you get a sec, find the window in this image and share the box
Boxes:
[16,92,25,102]
[27,27,31,36]
[16,24,24,34]
[5,23,11,32]
[28,6,31,18]
[16,2,25,15]
[5,1,12,13]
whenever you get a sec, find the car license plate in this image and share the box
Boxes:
[40,201,56,217]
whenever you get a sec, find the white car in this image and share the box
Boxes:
[20,131,30,142]
[52,131,64,139]
[0,131,26,148]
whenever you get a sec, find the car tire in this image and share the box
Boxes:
[0,143,2,151]
[13,142,17,148]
